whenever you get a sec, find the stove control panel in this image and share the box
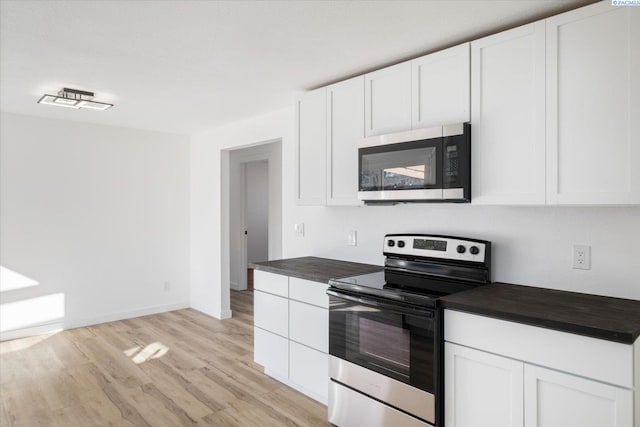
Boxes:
[384,234,488,263]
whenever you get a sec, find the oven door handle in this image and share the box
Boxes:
[327,289,434,318]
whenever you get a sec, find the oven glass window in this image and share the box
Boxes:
[360,146,438,191]
[357,317,411,379]
[329,296,435,393]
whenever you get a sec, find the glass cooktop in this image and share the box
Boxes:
[329,271,449,307]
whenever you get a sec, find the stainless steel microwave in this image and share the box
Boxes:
[358,123,470,204]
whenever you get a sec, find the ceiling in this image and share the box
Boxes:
[0,0,594,136]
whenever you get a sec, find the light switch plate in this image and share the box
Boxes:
[348,230,357,246]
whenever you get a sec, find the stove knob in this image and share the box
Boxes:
[456,245,466,254]
[470,246,480,255]
[387,240,395,247]
[397,240,405,248]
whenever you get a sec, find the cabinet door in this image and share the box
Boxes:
[546,3,640,205]
[254,290,288,337]
[524,364,633,427]
[295,87,326,205]
[289,300,328,352]
[290,341,328,404]
[254,327,288,379]
[445,342,524,427]
[326,76,364,206]
[412,43,470,129]
[470,22,546,205]
[364,61,412,136]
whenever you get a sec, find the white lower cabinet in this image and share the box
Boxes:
[290,341,329,402]
[254,327,288,379]
[445,310,637,427]
[524,365,633,427]
[445,343,523,427]
[253,271,330,404]
[253,290,288,337]
[289,299,328,353]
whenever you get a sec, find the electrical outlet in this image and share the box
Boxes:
[572,245,591,270]
[164,281,171,291]
[294,223,304,237]
[348,230,357,246]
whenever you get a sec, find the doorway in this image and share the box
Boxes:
[225,140,282,311]
[244,160,268,290]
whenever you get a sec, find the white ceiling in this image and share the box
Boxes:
[0,0,594,136]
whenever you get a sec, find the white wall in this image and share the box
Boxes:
[0,112,190,340]
[246,161,269,264]
[190,109,287,318]
[191,107,640,316]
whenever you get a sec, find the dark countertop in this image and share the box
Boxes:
[441,282,640,344]
[249,256,383,284]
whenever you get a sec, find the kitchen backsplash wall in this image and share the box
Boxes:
[285,203,640,300]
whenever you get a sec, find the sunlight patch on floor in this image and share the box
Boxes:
[124,342,169,364]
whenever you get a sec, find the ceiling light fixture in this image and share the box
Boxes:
[37,88,113,111]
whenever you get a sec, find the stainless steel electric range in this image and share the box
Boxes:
[327,234,491,427]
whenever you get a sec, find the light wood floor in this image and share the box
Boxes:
[0,291,330,426]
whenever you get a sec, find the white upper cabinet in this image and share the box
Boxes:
[295,87,326,205]
[412,43,470,129]
[470,22,546,205]
[546,2,640,205]
[364,61,412,136]
[326,76,364,206]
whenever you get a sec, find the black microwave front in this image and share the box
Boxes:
[358,122,470,204]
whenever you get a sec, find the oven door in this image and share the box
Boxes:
[358,137,443,202]
[327,288,437,396]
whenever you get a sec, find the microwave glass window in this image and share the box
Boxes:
[361,147,437,191]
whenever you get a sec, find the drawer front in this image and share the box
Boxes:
[445,310,634,388]
[289,277,329,308]
[254,327,288,379]
[254,290,288,337]
[290,341,328,403]
[289,300,328,352]
[329,380,427,427]
[254,270,288,297]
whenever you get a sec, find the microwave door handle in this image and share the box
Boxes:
[326,289,434,317]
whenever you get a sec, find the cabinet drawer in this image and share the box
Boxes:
[254,270,288,297]
[254,290,288,337]
[254,327,288,379]
[290,341,328,403]
[445,310,634,388]
[289,300,328,352]
[289,277,329,308]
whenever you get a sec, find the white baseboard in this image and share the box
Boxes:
[0,301,189,342]
[190,306,232,320]
[0,322,65,342]
[230,281,243,291]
